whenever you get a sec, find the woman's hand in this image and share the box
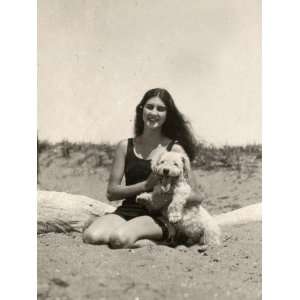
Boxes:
[185,191,205,207]
[144,172,160,191]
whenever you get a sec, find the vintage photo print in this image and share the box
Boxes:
[38,1,261,299]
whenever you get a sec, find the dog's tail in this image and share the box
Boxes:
[213,203,261,227]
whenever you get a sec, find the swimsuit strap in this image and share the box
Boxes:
[166,140,178,151]
[125,138,134,164]
[128,137,134,149]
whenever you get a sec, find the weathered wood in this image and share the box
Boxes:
[37,190,115,234]
[37,190,261,234]
[213,203,261,226]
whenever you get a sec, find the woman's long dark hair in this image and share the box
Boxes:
[134,88,198,161]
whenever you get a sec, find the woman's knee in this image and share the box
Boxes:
[82,227,110,245]
[109,229,136,249]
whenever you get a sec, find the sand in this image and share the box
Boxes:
[37,153,261,300]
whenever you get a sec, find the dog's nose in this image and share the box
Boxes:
[163,168,169,175]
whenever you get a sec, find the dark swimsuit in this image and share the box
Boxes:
[112,138,177,242]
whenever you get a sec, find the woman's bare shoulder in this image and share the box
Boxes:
[115,139,129,155]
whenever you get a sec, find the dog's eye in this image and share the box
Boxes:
[160,160,165,164]
[174,162,179,167]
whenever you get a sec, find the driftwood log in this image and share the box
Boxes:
[214,203,262,226]
[37,190,115,234]
[37,190,261,234]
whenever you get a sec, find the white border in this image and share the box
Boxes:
[0,1,36,299]
[263,1,300,299]
[1,1,300,299]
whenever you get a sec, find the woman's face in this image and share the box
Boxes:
[142,97,167,130]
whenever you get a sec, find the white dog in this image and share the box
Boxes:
[136,151,221,247]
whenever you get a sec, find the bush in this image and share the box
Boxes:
[192,142,261,170]
[37,138,52,154]
[37,138,261,171]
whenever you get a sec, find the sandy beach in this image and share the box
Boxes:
[37,148,261,300]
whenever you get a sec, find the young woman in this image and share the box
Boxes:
[83,88,203,248]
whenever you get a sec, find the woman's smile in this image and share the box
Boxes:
[147,115,160,124]
[143,97,167,129]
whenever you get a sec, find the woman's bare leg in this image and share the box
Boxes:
[83,214,126,245]
[109,215,163,249]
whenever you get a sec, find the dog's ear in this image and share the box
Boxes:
[181,154,191,180]
[151,151,165,173]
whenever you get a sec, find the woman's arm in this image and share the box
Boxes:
[186,171,205,205]
[106,140,158,201]
[172,144,205,205]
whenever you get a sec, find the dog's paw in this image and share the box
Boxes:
[168,211,182,223]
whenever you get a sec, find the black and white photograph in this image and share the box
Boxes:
[37,1,262,299]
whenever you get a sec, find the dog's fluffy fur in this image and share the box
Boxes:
[136,151,221,246]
